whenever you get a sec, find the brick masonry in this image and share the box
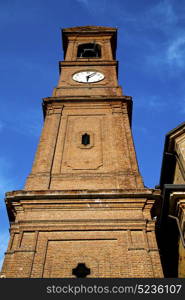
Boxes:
[0,26,163,278]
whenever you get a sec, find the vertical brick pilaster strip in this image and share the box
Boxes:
[24,105,62,189]
[122,103,144,187]
[127,230,132,248]
[29,231,39,277]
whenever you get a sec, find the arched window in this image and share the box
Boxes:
[77,43,101,58]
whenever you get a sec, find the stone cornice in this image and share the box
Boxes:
[5,189,161,223]
[59,60,118,68]
[42,95,133,121]
[42,95,132,103]
[5,188,160,200]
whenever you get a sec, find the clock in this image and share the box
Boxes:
[72,71,104,83]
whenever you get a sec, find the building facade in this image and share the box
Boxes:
[157,123,185,277]
[1,26,163,278]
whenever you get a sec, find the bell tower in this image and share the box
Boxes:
[24,26,143,191]
[1,26,163,278]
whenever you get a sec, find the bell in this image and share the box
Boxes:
[81,47,97,57]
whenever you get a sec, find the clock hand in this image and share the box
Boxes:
[88,72,96,78]
[86,72,96,82]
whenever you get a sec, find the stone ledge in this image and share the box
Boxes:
[5,188,161,199]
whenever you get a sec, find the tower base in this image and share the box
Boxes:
[1,189,163,278]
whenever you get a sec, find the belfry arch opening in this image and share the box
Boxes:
[77,43,101,58]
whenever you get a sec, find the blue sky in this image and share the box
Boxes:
[1,0,185,269]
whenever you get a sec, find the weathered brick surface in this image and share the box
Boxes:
[1,190,163,278]
[24,100,144,191]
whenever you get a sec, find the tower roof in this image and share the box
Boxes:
[62,25,117,33]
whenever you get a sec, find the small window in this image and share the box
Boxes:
[82,133,90,146]
[72,263,90,278]
[77,43,101,58]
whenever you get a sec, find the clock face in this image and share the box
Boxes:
[72,71,104,83]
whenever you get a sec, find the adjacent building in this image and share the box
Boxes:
[157,122,185,277]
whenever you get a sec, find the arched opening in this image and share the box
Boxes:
[77,43,101,58]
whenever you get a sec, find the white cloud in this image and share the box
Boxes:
[167,36,185,68]
[144,33,185,75]
[149,0,177,28]
[143,1,185,72]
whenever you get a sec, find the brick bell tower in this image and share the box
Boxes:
[1,26,163,278]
